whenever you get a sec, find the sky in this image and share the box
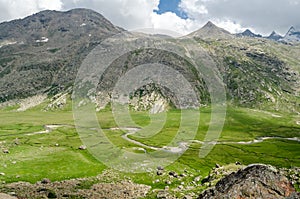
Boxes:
[0,0,299,36]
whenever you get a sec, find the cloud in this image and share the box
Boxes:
[0,0,63,22]
[150,12,199,35]
[179,0,300,35]
[61,0,160,30]
[0,0,300,36]
[62,0,201,35]
[179,0,208,19]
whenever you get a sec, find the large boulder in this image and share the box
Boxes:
[199,164,298,199]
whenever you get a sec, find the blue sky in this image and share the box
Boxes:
[154,0,188,19]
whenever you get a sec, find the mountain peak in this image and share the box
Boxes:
[243,29,252,34]
[0,8,123,43]
[288,26,296,32]
[237,29,262,38]
[282,26,300,42]
[187,21,233,39]
[269,31,281,37]
[267,31,283,41]
[203,21,217,28]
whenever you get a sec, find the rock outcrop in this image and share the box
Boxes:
[199,164,298,199]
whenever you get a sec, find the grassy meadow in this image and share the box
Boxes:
[0,101,299,191]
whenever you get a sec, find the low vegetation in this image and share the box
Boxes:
[0,102,299,192]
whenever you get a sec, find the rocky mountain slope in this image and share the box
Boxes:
[0,8,122,102]
[0,9,299,112]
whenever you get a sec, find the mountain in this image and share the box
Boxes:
[187,21,233,39]
[0,9,299,113]
[267,31,283,41]
[236,29,262,38]
[282,26,300,43]
[0,8,122,102]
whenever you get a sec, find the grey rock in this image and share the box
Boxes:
[169,171,178,178]
[193,176,201,182]
[165,180,172,185]
[178,185,184,189]
[199,164,297,199]
[235,161,241,165]
[78,145,87,150]
[41,178,51,184]
[156,190,170,199]
[2,149,9,154]
[157,170,164,176]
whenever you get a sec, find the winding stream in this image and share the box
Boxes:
[110,127,300,153]
[25,125,300,153]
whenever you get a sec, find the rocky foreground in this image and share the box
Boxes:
[199,164,300,199]
[0,164,299,199]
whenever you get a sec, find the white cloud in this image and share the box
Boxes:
[62,0,160,30]
[38,0,63,10]
[150,12,198,35]
[179,0,208,19]
[214,19,246,33]
[0,0,63,22]
[0,0,299,36]
[0,0,247,35]
[179,0,300,35]
[61,0,202,35]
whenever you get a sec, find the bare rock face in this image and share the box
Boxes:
[0,8,122,103]
[199,164,297,199]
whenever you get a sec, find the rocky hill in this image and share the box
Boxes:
[0,8,122,102]
[0,9,299,113]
